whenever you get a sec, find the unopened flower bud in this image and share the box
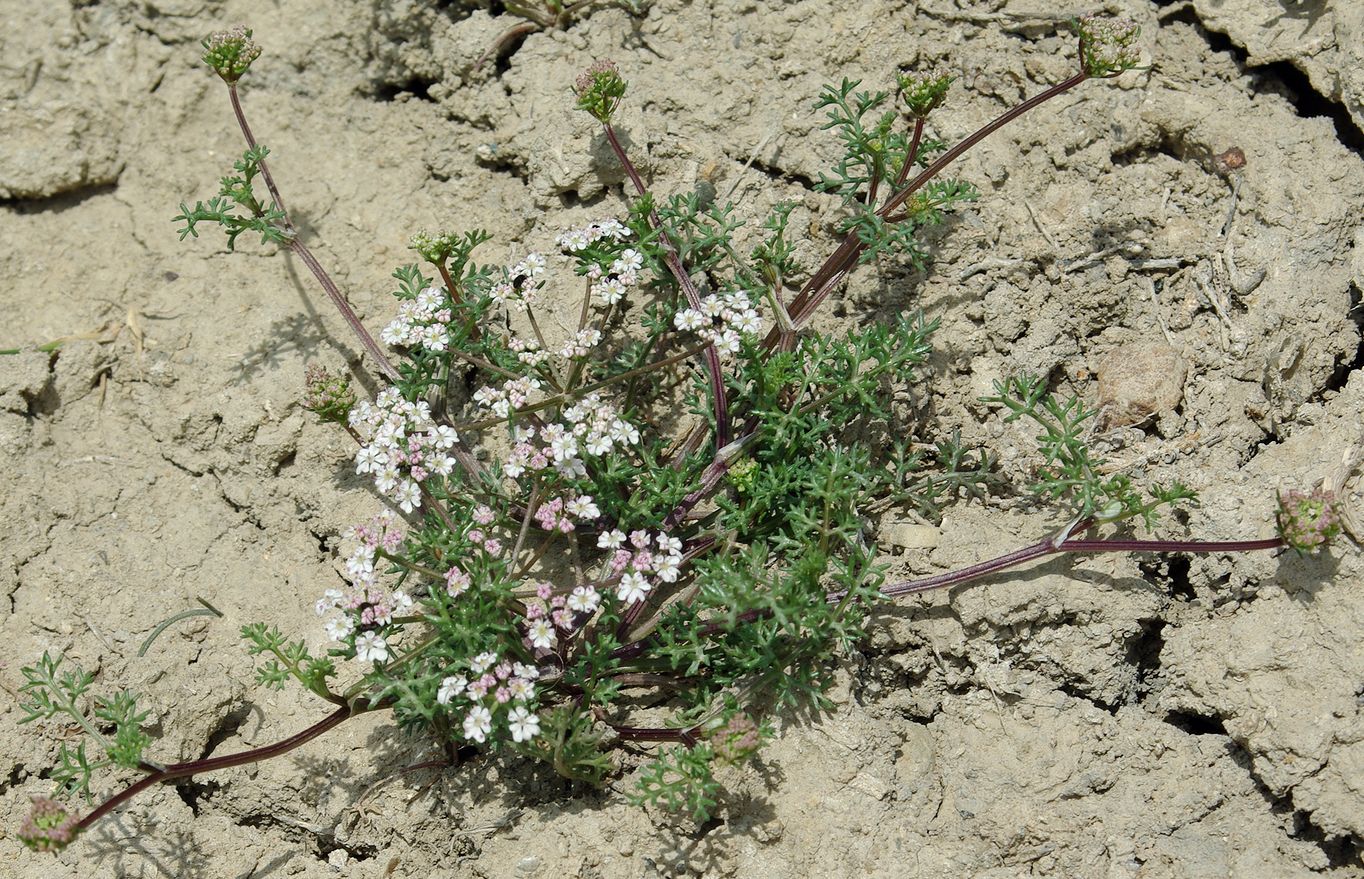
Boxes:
[410,229,458,264]
[574,60,627,124]
[711,712,761,765]
[1276,487,1342,554]
[18,797,79,853]
[202,25,262,84]
[302,364,356,424]
[897,68,954,118]
[1074,14,1142,78]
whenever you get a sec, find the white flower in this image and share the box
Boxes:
[463,706,493,743]
[507,706,541,743]
[609,419,640,446]
[598,529,626,549]
[324,616,355,642]
[566,495,600,520]
[611,248,643,274]
[655,534,682,554]
[420,324,449,352]
[391,589,414,613]
[654,555,681,582]
[549,434,579,462]
[437,675,467,705]
[585,434,613,456]
[527,618,557,650]
[432,424,459,449]
[736,310,763,335]
[471,651,498,674]
[354,632,389,663]
[555,457,587,479]
[617,572,651,605]
[593,278,627,305]
[674,309,707,331]
[513,662,540,680]
[568,585,601,613]
[507,677,535,701]
[374,466,400,494]
[315,588,345,617]
[354,446,385,475]
[395,479,422,513]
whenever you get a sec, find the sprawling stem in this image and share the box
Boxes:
[881,531,1284,598]
[75,701,373,835]
[601,122,731,448]
[768,71,1091,344]
[228,84,289,224]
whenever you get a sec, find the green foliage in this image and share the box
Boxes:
[631,743,722,823]
[984,375,1195,527]
[25,18,1225,848]
[240,623,336,701]
[813,78,976,267]
[18,653,152,799]
[174,146,290,250]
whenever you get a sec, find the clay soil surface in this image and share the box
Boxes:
[2,1,1363,877]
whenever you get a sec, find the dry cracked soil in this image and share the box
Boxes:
[2,1,1363,877]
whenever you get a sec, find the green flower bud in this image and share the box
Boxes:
[201,25,262,84]
[728,459,757,494]
[897,68,954,118]
[302,365,356,425]
[574,60,627,124]
[19,797,79,853]
[409,229,460,264]
[1276,487,1342,554]
[1074,14,1141,79]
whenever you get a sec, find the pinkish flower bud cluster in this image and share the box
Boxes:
[598,529,683,605]
[380,286,452,352]
[350,388,460,512]
[18,797,78,853]
[711,712,762,765]
[1276,487,1342,554]
[473,375,543,419]
[437,651,542,744]
[673,290,763,354]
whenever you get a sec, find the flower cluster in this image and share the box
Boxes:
[473,375,543,419]
[598,529,683,605]
[504,394,641,480]
[18,798,78,853]
[314,512,416,661]
[301,364,356,424]
[522,580,603,651]
[490,253,547,312]
[553,219,644,308]
[532,493,601,533]
[672,290,763,354]
[350,389,460,512]
[437,651,542,744]
[380,286,452,352]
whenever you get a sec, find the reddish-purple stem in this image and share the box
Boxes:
[774,71,1091,340]
[601,122,731,448]
[76,704,355,834]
